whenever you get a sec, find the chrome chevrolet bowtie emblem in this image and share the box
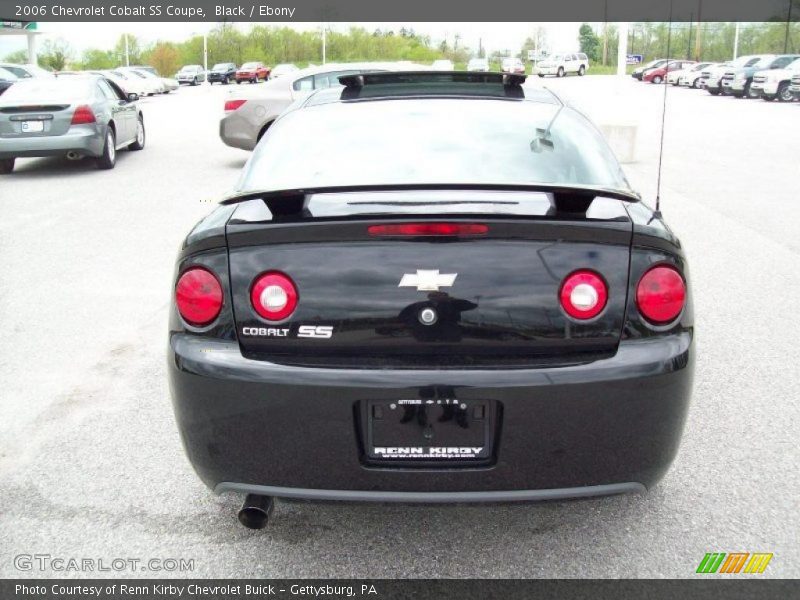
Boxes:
[398,270,457,292]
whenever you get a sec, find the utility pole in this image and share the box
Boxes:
[124,33,130,66]
[785,0,794,53]
[602,0,608,66]
[693,0,703,61]
[687,16,693,59]
[322,25,326,64]
[203,32,208,74]
[733,22,740,59]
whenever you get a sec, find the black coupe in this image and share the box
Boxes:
[168,72,694,529]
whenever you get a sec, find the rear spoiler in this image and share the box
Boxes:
[338,71,527,100]
[220,184,641,221]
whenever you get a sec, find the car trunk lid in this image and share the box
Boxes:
[224,189,634,368]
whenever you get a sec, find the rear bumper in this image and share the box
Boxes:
[169,331,694,499]
[0,125,104,158]
[219,112,257,150]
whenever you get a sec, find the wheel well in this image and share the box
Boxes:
[257,120,274,142]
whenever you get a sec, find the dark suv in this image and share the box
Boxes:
[208,63,237,85]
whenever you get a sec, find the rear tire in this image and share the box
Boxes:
[557,67,565,78]
[128,116,145,151]
[578,65,585,76]
[538,73,545,78]
[762,94,776,102]
[96,128,116,170]
[0,157,15,174]
[708,88,720,96]
[652,75,663,84]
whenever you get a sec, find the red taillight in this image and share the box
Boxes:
[559,270,608,320]
[636,265,686,325]
[251,271,298,321]
[70,105,96,125]
[368,223,488,237]
[224,99,247,112]
[175,268,223,327]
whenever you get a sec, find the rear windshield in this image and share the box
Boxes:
[238,98,631,194]
[0,78,92,102]
[241,63,259,69]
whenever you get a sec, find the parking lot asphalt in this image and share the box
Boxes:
[0,77,798,578]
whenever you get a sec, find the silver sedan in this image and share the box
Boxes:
[0,74,145,173]
[219,62,428,151]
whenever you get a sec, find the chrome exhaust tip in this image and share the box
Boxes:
[237,494,274,529]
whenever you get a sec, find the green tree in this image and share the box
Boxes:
[77,48,116,70]
[113,34,143,66]
[39,38,72,71]
[3,49,29,63]
[144,42,181,76]
[578,24,600,62]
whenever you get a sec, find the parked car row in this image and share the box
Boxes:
[175,62,300,85]
[633,54,800,102]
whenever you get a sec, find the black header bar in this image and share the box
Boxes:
[0,0,798,23]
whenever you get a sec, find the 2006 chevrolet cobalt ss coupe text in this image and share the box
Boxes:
[168,73,694,529]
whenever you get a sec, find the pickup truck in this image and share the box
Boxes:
[721,54,800,98]
[751,57,800,101]
[702,62,735,95]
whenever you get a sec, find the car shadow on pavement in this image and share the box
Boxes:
[6,155,133,178]
[203,485,669,577]
[225,158,248,170]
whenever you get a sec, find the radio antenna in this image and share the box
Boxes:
[654,0,674,217]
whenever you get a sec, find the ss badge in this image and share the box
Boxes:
[297,325,334,339]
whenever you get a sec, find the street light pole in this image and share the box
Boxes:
[125,33,129,66]
[322,25,326,64]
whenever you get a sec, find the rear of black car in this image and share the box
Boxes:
[168,76,694,503]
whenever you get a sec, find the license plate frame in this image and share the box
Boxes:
[21,120,45,133]
[363,398,496,466]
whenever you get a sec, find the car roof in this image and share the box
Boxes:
[287,61,431,79]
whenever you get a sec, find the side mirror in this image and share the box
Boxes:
[127,92,139,102]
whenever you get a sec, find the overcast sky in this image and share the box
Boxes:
[0,22,584,59]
